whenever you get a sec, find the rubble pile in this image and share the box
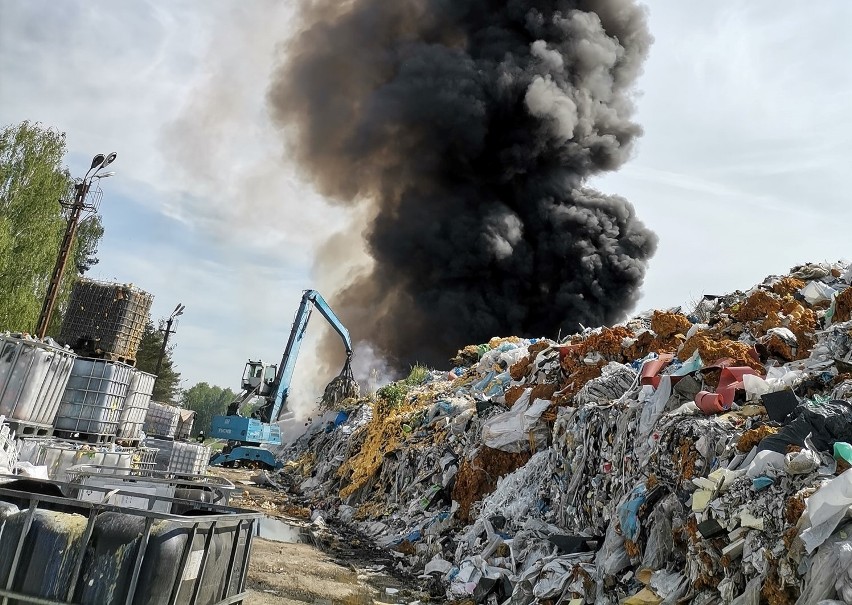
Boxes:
[278,262,852,604]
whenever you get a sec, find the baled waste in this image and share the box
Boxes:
[277,261,852,604]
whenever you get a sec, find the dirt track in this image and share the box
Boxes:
[212,468,429,605]
[244,538,375,605]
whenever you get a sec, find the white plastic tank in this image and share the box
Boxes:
[169,441,209,475]
[16,438,134,481]
[0,417,16,473]
[117,370,155,440]
[0,334,77,427]
[143,402,180,438]
[54,358,132,436]
[145,437,209,476]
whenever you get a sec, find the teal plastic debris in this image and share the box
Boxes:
[618,484,647,542]
[834,442,852,465]
[752,476,774,491]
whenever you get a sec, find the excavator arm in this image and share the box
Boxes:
[210,289,357,467]
[225,385,261,416]
[256,290,354,424]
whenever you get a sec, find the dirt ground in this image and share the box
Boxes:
[212,468,430,605]
[244,538,376,605]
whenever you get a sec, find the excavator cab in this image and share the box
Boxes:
[241,360,277,396]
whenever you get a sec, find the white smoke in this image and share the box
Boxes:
[525,75,578,140]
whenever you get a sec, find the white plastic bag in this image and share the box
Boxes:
[481,391,550,452]
[800,281,838,305]
[796,528,852,604]
[798,469,852,553]
[638,376,672,438]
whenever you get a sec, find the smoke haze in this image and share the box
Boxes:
[269,0,658,370]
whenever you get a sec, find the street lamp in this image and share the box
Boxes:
[35,152,118,339]
[155,303,185,377]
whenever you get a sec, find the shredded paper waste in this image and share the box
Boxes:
[276,261,852,604]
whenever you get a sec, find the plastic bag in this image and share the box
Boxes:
[835,442,852,465]
[759,399,852,454]
[731,577,762,605]
[800,281,838,305]
[638,376,672,439]
[595,515,632,577]
[785,449,821,475]
[618,484,648,543]
[798,469,852,554]
[743,374,772,400]
[641,497,675,571]
[650,570,689,604]
[480,391,550,452]
[796,525,852,604]
[671,350,703,376]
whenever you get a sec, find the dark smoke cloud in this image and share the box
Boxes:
[269,0,658,369]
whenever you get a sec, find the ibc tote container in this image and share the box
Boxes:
[170,441,210,476]
[54,358,132,437]
[0,333,76,432]
[16,438,135,481]
[146,437,175,471]
[58,278,153,364]
[144,401,180,438]
[0,418,16,472]
[117,369,156,440]
[146,438,210,476]
[0,478,260,605]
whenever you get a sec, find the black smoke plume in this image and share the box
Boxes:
[269,0,658,370]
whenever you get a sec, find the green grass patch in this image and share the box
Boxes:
[375,364,429,411]
[404,364,428,386]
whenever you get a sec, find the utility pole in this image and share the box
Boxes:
[155,303,185,377]
[35,152,117,338]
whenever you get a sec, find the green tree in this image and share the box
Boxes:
[0,121,105,333]
[134,318,182,402]
[74,214,104,274]
[181,383,238,437]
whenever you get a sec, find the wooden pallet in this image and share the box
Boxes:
[64,338,138,366]
[52,429,115,445]
[96,351,137,366]
[114,437,142,448]
[145,434,175,441]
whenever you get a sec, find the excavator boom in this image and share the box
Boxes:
[263,290,353,423]
[209,290,357,469]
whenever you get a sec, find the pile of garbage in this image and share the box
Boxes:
[277,261,852,604]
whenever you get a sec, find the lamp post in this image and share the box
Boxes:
[155,303,185,377]
[35,152,117,338]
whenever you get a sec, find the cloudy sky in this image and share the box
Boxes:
[1,1,850,402]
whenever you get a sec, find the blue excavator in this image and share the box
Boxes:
[209,290,359,470]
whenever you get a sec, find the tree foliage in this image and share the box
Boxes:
[74,214,104,274]
[0,121,104,334]
[181,383,238,437]
[134,318,182,402]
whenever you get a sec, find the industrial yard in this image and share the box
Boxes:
[2,1,852,604]
[3,262,852,604]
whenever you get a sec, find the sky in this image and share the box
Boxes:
[1,1,850,403]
